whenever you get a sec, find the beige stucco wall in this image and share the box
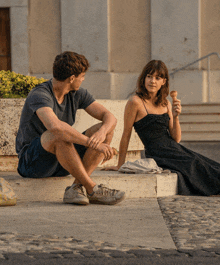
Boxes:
[28,0,61,75]
[25,0,220,102]
[109,0,151,73]
[201,0,220,70]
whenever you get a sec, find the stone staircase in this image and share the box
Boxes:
[180,103,220,163]
[180,103,220,141]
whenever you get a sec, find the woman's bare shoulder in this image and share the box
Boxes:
[127,95,142,106]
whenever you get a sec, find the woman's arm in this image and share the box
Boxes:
[168,99,182,143]
[103,97,139,170]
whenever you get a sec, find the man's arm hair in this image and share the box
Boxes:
[85,101,117,135]
[36,107,89,146]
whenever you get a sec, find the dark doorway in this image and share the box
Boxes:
[0,8,11,71]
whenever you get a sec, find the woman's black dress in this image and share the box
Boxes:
[133,113,220,195]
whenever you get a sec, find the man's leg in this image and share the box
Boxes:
[73,123,114,186]
[75,123,125,205]
[41,127,125,205]
[40,131,96,194]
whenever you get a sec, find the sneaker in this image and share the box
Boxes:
[63,183,89,205]
[87,184,125,205]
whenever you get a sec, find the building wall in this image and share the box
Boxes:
[201,0,220,70]
[109,0,151,73]
[4,0,220,102]
[151,0,201,70]
[60,0,109,72]
[27,0,220,74]
[28,0,61,75]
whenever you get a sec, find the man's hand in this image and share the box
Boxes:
[87,130,106,149]
[96,143,114,161]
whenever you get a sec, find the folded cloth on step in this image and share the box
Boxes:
[118,158,170,174]
[0,178,17,206]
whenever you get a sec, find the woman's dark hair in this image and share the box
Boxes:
[136,60,169,106]
[53,51,90,81]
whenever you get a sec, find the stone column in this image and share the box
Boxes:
[60,0,150,99]
[151,0,208,103]
[151,0,201,70]
[61,0,113,98]
[61,0,109,72]
[10,5,28,75]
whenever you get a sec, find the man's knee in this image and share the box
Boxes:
[41,130,72,154]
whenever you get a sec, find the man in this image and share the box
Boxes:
[16,51,125,205]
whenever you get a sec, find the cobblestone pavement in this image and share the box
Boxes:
[1,232,220,264]
[158,195,220,249]
[1,195,220,264]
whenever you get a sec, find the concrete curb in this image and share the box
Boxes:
[1,171,178,202]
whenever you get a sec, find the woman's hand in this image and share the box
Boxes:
[101,165,120,171]
[172,99,181,117]
[168,100,182,143]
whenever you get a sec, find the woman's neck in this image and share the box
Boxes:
[144,94,157,105]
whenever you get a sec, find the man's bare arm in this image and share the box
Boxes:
[36,106,114,160]
[36,107,90,146]
[85,102,117,148]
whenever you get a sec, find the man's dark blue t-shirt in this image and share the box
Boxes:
[16,79,95,157]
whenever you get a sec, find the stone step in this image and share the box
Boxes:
[181,103,220,114]
[180,114,220,123]
[180,103,220,141]
[1,170,178,202]
[181,132,220,141]
[181,122,220,132]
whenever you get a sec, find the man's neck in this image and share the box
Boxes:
[52,78,69,104]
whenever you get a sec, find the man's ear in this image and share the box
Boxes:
[69,75,75,83]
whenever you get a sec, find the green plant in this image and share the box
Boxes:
[0,70,47,98]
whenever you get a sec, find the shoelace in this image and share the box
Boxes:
[73,184,85,195]
[97,184,118,196]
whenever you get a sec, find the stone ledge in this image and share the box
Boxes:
[0,151,142,171]
[1,170,178,202]
[0,156,18,172]
[0,99,144,156]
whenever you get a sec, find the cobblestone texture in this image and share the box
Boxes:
[158,195,220,250]
[0,231,220,262]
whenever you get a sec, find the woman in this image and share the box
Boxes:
[105,60,220,196]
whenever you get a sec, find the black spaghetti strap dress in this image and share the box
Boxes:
[133,108,220,196]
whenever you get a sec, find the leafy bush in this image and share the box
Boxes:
[0,70,47,98]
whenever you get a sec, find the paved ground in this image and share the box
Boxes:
[158,196,220,250]
[1,195,220,264]
[0,199,175,248]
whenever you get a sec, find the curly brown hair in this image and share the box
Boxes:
[136,60,169,106]
[53,51,90,81]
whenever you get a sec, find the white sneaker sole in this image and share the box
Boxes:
[63,197,89,205]
[89,193,125,205]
